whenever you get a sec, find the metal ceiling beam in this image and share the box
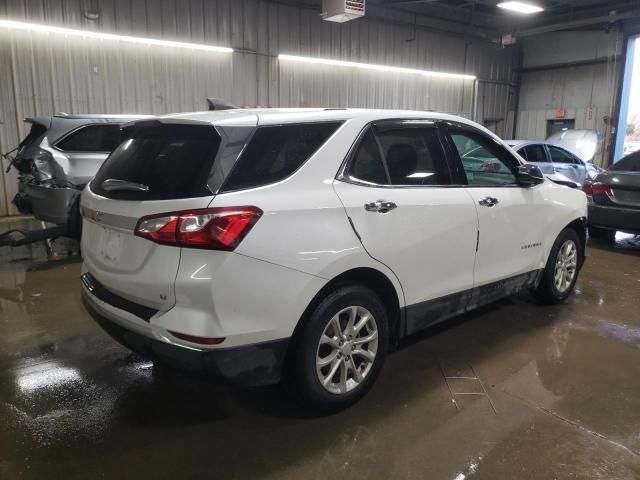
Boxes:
[508,9,640,37]
[372,0,498,29]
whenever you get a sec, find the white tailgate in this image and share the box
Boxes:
[81,185,213,311]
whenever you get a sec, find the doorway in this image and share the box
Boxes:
[614,35,640,162]
[546,119,575,138]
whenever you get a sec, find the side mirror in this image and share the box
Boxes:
[517,164,544,187]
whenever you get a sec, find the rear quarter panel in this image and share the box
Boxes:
[209,117,406,307]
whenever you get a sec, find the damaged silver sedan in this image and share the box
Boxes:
[6,114,146,240]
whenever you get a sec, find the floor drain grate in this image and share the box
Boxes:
[440,362,497,415]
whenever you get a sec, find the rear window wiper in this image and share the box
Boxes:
[101,179,150,192]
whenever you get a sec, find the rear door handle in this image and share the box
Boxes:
[364,200,397,213]
[478,196,499,207]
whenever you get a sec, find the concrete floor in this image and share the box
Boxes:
[1,218,640,479]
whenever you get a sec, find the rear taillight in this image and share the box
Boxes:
[134,207,262,251]
[582,180,593,195]
[590,183,614,198]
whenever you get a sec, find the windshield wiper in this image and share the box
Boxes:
[101,179,150,192]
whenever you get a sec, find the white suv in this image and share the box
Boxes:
[80,109,587,412]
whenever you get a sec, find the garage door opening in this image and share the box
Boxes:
[614,35,640,161]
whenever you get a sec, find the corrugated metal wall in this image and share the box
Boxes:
[511,31,624,165]
[0,0,516,216]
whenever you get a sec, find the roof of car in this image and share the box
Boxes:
[53,113,152,120]
[138,108,498,138]
[505,140,533,147]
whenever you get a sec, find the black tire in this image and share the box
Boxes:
[67,193,83,241]
[532,228,582,305]
[284,284,389,414]
[588,226,615,243]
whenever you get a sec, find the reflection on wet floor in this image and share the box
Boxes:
[1,218,640,479]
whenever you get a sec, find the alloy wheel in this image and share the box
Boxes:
[315,306,379,395]
[554,239,578,293]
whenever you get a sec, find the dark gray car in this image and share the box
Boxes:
[8,114,147,237]
[585,150,640,241]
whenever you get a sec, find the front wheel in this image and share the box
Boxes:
[532,228,582,304]
[285,285,388,414]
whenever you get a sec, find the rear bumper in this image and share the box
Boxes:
[81,285,289,387]
[23,182,79,225]
[588,204,640,234]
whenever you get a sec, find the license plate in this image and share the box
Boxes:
[99,227,124,264]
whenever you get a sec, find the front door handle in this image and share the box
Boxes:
[478,196,499,207]
[364,200,397,213]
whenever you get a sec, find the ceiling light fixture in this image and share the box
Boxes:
[0,19,233,53]
[278,54,476,81]
[497,2,544,14]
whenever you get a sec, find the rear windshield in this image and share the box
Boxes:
[18,123,47,151]
[610,151,640,172]
[220,122,342,192]
[91,124,220,200]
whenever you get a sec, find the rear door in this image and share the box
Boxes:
[81,120,241,311]
[334,120,478,320]
[443,124,549,288]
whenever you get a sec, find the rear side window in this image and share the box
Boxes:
[346,124,450,186]
[221,122,342,192]
[348,130,387,184]
[376,127,449,185]
[521,144,548,163]
[91,124,220,200]
[56,125,122,152]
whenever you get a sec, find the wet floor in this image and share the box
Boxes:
[1,218,640,479]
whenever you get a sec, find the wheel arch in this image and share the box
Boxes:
[563,216,587,269]
[287,267,404,364]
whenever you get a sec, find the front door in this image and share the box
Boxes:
[444,124,549,290]
[333,121,478,316]
[547,145,587,185]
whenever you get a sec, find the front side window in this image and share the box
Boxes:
[521,144,548,163]
[221,122,342,192]
[449,129,519,186]
[56,124,122,152]
[548,146,578,164]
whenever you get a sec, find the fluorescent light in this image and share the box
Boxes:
[0,19,233,53]
[497,2,544,14]
[278,54,476,81]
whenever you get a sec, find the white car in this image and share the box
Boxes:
[80,109,588,412]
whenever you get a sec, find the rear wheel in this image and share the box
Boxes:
[285,285,388,414]
[532,228,582,304]
[588,226,615,243]
[67,193,83,241]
